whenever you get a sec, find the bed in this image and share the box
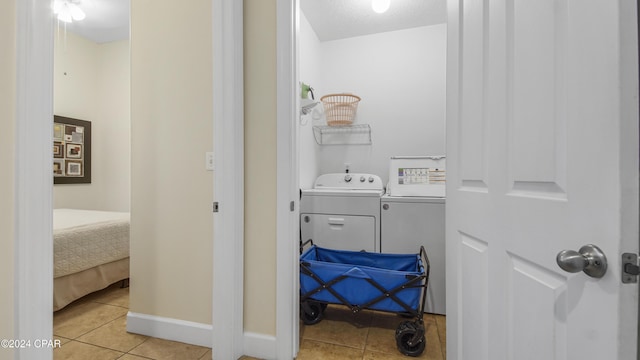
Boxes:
[53,208,130,311]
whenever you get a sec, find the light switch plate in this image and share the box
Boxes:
[206,152,214,171]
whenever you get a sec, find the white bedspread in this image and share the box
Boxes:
[53,209,130,278]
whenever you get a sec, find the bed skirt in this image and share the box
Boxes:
[53,257,130,311]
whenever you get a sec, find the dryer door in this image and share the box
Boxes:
[300,214,376,252]
[381,197,446,315]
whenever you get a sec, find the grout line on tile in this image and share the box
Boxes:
[89,296,130,309]
[116,352,154,360]
[93,302,130,310]
[69,308,128,340]
[59,339,126,357]
[74,339,129,355]
[125,336,155,357]
[361,318,372,359]
[301,337,366,352]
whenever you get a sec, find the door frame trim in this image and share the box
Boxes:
[275,0,300,358]
[212,0,245,358]
[15,0,54,358]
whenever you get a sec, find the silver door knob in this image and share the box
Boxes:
[556,244,607,278]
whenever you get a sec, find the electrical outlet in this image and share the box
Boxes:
[206,152,214,171]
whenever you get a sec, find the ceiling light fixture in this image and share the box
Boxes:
[372,0,391,13]
[53,0,86,23]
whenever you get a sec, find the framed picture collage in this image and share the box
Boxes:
[53,115,91,184]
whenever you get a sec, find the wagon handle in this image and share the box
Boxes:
[419,246,431,315]
[420,246,431,280]
[300,239,314,254]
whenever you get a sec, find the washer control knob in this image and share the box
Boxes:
[383,204,390,210]
[360,176,366,182]
[344,174,352,182]
[368,176,374,183]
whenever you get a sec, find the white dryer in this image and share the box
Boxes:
[300,173,383,252]
[381,156,446,315]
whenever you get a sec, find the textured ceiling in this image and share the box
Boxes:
[300,0,447,42]
[60,0,129,43]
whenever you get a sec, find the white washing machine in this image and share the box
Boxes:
[381,156,446,315]
[300,173,383,252]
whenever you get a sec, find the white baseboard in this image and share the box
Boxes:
[127,311,213,348]
[243,332,277,359]
[127,312,278,358]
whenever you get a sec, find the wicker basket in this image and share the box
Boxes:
[321,93,361,126]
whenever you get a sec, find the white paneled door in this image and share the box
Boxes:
[446,0,639,359]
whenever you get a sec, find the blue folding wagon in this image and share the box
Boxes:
[299,240,430,357]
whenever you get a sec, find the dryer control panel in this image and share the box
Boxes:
[388,156,446,197]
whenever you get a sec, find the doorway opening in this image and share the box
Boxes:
[294,1,447,357]
[51,1,133,355]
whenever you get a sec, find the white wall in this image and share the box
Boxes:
[54,32,131,212]
[298,12,323,189]
[299,23,447,186]
[97,40,131,211]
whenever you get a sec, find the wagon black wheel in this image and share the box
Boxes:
[395,322,426,357]
[300,301,324,325]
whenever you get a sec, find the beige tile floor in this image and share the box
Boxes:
[296,305,446,360]
[54,284,446,360]
[53,283,212,360]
